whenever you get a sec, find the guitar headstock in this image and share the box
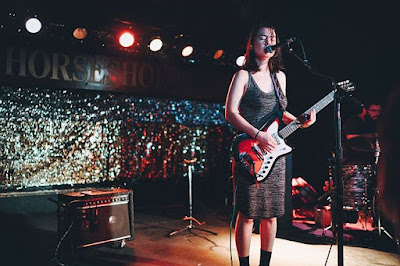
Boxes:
[337,80,355,92]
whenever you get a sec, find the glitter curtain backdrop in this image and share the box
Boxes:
[0,86,234,192]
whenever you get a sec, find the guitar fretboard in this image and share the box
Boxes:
[279,91,335,139]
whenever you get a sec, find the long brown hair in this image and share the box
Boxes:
[243,23,285,73]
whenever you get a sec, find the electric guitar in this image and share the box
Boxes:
[232,80,355,182]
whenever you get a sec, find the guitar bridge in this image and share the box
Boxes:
[239,153,254,172]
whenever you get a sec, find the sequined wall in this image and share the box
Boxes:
[0,86,234,192]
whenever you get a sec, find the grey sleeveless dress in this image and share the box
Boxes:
[234,71,288,219]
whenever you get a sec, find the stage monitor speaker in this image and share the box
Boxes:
[57,188,134,248]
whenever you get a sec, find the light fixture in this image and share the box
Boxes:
[119,31,135,48]
[25,17,42,34]
[236,55,245,67]
[73,27,88,40]
[182,45,193,57]
[149,38,163,52]
[213,49,223,60]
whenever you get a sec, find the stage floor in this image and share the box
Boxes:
[2,199,399,266]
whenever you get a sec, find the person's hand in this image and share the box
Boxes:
[299,109,316,128]
[256,131,277,153]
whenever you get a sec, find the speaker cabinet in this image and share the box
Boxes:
[57,188,134,248]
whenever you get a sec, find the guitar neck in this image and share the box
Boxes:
[279,90,335,139]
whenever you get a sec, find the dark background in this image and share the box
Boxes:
[1,0,399,194]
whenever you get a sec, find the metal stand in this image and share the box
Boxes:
[375,202,395,240]
[307,82,345,266]
[289,41,357,266]
[372,187,400,249]
[169,158,218,237]
[371,140,399,246]
[332,87,345,266]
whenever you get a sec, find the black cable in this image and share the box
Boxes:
[54,217,76,266]
[290,40,336,85]
[324,240,334,266]
[298,39,309,65]
[53,199,83,266]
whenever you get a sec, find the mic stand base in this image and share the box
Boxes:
[169,216,218,237]
[169,224,218,237]
[169,160,218,238]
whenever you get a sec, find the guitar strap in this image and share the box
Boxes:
[270,71,287,112]
[254,104,281,130]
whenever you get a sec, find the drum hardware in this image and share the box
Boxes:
[372,188,395,240]
[330,138,397,243]
[317,163,372,230]
[370,139,397,243]
[341,164,373,214]
[319,141,400,252]
[318,164,369,209]
[373,138,379,174]
[347,133,379,153]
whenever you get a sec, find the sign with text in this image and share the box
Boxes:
[0,46,231,101]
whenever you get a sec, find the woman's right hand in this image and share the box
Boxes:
[255,131,277,153]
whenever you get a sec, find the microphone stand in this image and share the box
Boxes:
[169,157,218,237]
[288,43,345,266]
[333,85,345,266]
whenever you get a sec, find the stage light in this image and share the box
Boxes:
[213,50,223,60]
[73,27,88,40]
[119,32,135,48]
[236,55,245,67]
[149,38,163,52]
[182,45,193,57]
[25,17,42,34]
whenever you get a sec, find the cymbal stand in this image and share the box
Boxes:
[372,139,396,241]
[375,202,395,240]
[169,158,218,237]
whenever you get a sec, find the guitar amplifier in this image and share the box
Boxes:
[57,188,134,248]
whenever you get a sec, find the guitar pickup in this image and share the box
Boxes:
[272,133,281,145]
[251,146,264,160]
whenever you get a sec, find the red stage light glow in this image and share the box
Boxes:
[119,32,135,48]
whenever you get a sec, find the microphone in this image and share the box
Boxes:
[265,37,296,53]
